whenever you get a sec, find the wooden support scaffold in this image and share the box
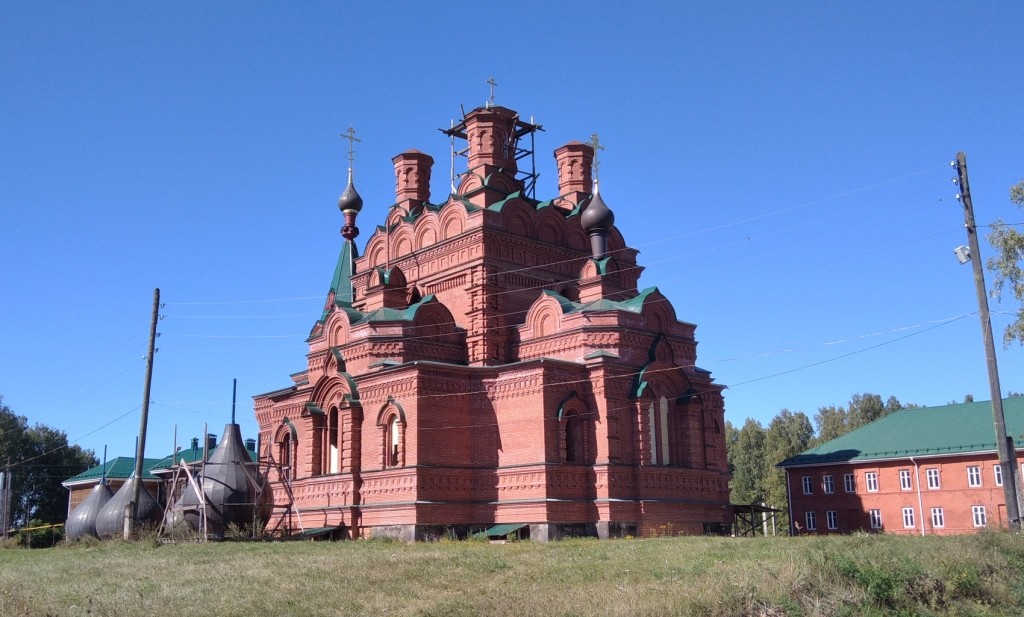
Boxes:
[259,442,304,536]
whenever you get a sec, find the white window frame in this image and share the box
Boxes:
[805,511,817,531]
[822,474,834,494]
[802,476,813,495]
[865,471,879,493]
[931,507,944,529]
[902,507,915,529]
[967,465,982,488]
[869,509,882,529]
[843,473,856,493]
[926,468,940,490]
[995,464,1003,487]
[826,510,838,530]
[972,505,987,528]
[899,469,912,491]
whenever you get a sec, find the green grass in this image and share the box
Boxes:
[3,532,1024,616]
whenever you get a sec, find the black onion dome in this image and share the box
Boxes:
[66,482,114,540]
[167,423,270,536]
[337,177,364,214]
[581,184,615,232]
[94,476,162,538]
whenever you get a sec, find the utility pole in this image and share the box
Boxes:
[1,459,10,539]
[954,152,1021,530]
[127,288,160,539]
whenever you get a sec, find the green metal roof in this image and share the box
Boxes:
[477,523,526,538]
[62,456,162,485]
[778,397,1024,468]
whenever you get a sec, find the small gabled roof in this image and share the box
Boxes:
[778,397,1024,468]
[62,456,162,486]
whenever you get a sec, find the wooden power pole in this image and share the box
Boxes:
[955,152,1021,530]
[127,288,160,539]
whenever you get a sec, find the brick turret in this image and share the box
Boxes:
[392,150,433,217]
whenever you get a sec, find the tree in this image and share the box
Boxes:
[813,405,847,445]
[986,179,1024,347]
[728,418,766,506]
[763,409,813,530]
[0,396,97,529]
[812,393,909,446]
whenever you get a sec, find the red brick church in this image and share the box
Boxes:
[253,103,730,540]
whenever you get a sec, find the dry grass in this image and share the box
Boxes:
[2,532,1024,616]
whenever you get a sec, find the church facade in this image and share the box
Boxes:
[253,104,730,540]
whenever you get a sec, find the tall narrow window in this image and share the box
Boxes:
[967,466,982,487]
[931,507,944,528]
[280,432,294,481]
[659,396,670,466]
[822,475,835,494]
[826,510,838,530]
[926,468,940,489]
[899,469,912,491]
[565,414,580,463]
[805,511,817,531]
[994,464,1003,487]
[648,401,658,465]
[802,476,813,495]
[902,507,915,529]
[327,408,339,474]
[388,416,401,467]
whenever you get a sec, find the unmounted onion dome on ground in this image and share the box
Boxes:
[65,482,114,540]
[166,423,271,535]
[94,475,162,538]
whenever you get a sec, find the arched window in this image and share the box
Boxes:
[565,413,582,463]
[279,431,295,481]
[387,416,402,467]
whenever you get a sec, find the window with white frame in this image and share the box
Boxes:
[926,468,940,489]
[805,511,817,531]
[844,473,856,493]
[899,469,912,490]
[822,475,835,494]
[869,509,882,529]
[972,505,987,528]
[802,476,813,495]
[865,471,879,492]
[995,464,1003,487]
[931,507,944,529]
[902,507,915,529]
[967,465,982,487]
[826,510,838,530]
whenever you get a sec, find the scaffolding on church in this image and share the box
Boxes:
[259,443,304,536]
[441,110,544,199]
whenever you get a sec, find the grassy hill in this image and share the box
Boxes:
[3,532,1024,616]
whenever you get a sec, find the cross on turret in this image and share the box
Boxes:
[588,132,605,181]
[486,76,497,108]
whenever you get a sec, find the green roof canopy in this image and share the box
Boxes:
[778,397,1024,468]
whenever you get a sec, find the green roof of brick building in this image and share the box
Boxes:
[62,456,163,486]
[778,397,1024,468]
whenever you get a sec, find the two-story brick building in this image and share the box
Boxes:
[778,397,1024,535]
[253,104,732,540]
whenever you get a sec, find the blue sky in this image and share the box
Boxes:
[2,2,1022,465]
